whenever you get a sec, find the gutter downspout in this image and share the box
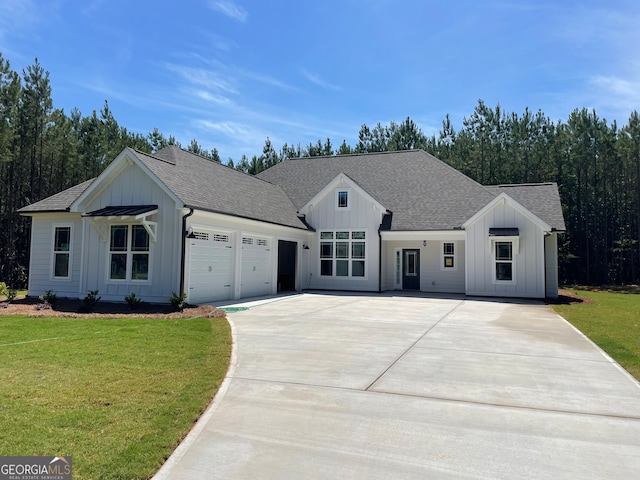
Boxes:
[378,227,382,293]
[179,208,194,297]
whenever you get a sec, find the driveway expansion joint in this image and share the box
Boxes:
[364,300,466,391]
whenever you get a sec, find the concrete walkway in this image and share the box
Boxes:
[154,292,640,479]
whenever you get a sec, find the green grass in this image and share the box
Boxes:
[553,289,640,381]
[0,316,231,479]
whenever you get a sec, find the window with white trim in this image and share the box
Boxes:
[52,225,72,279]
[109,224,150,281]
[320,230,366,277]
[442,242,456,270]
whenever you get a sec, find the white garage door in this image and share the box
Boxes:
[241,236,272,298]
[188,230,234,304]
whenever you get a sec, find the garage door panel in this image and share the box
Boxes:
[188,231,234,304]
[241,237,272,298]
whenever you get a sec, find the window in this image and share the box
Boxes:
[53,226,71,279]
[109,225,150,281]
[336,189,350,210]
[442,242,456,270]
[495,241,513,282]
[319,230,366,277]
[395,250,401,287]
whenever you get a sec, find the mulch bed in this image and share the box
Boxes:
[551,289,595,305]
[0,296,226,319]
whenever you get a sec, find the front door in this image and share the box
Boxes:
[277,240,297,292]
[402,249,420,290]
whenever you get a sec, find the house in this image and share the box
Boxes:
[19,146,565,304]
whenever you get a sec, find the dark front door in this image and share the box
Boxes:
[277,240,297,292]
[402,249,420,290]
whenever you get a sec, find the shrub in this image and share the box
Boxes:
[82,290,101,311]
[124,293,144,310]
[44,290,57,305]
[1,283,17,302]
[170,291,188,311]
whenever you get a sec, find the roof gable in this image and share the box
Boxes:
[484,183,566,231]
[299,172,388,215]
[462,192,552,232]
[69,148,182,211]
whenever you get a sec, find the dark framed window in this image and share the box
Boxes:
[319,230,366,277]
[495,241,513,281]
[337,190,349,208]
[109,225,150,281]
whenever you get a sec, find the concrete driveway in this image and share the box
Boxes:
[154,293,640,479]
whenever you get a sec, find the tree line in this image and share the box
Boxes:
[1,54,639,287]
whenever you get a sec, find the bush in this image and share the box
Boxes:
[170,291,188,311]
[43,290,57,305]
[82,290,101,311]
[0,283,17,302]
[124,293,144,310]
[5,288,17,302]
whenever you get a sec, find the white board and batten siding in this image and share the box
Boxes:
[465,199,546,298]
[544,232,559,298]
[27,213,84,297]
[381,238,466,293]
[78,162,182,303]
[303,178,385,292]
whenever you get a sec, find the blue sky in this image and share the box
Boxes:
[1,0,639,162]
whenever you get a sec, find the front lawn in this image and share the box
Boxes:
[0,315,231,479]
[553,289,640,381]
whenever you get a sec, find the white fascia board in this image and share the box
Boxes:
[380,230,466,241]
[69,148,182,212]
[298,172,387,215]
[188,209,313,237]
[461,192,552,232]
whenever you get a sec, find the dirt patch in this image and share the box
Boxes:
[0,296,226,319]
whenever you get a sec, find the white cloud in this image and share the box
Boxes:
[164,63,239,95]
[301,69,342,91]
[208,0,248,22]
[191,89,234,106]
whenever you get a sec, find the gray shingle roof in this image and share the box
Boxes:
[19,147,308,231]
[485,183,566,231]
[258,150,565,231]
[18,179,95,213]
[134,147,308,230]
[20,148,565,233]
[258,150,498,231]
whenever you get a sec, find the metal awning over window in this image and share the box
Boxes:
[83,205,158,218]
[83,205,158,242]
[489,227,519,236]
